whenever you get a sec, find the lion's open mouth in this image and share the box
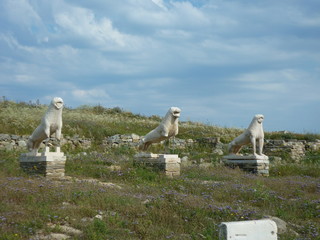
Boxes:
[173,111,181,117]
[55,101,64,109]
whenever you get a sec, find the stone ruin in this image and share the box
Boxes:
[134,107,182,177]
[19,97,67,179]
[20,147,66,178]
[1,133,318,162]
[222,114,270,176]
[133,153,181,178]
[1,104,316,179]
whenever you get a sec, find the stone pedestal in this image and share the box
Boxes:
[222,154,269,176]
[134,153,181,177]
[219,219,277,240]
[20,147,67,178]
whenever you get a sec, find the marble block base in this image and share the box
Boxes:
[134,153,181,177]
[222,155,269,176]
[20,147,67,178]
[219,219,277,240]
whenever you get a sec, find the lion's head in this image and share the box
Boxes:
[254,114,264,124]
[51,97,64,110]
[169,107,181,118]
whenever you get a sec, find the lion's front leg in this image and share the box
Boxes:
[55,127,61,140]
[251,136,257,156]
[43,122,51,147]
[55,127,62,147]
[258,137,265,156]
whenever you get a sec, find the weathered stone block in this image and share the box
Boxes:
[165,163,180,172]
[222,155,269,176]
[134,153,181,177]
[219,219,277,240]
[20,147,66,179]
[158,154,181,163]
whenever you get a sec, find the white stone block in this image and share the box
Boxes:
[223,155,269,161]
[19,147,66,178]
[134,153,159,158]
[134,153,181,177]
[165,163,180,172]
[219,219,277,240]
[158,154,181,163]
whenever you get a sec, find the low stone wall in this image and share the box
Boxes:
[1,133,319,162]
[102,133,141,148]
[264,140,309,162]
[0,134,94,151]
[0,134,29,150]
[102,133,197,149]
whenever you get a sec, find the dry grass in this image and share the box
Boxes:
[0,150,319,239]
[0,99,248,143]
[0,99,319,239]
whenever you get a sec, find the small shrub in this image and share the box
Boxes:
[107,106,123,114]
[304,149,320,165]
[85,218,109,239]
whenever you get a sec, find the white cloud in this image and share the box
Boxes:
[0,33,34,52]
[54,6,127,47]
[151,0,167,11]
[299,17,320,27]
[156,29,191,40]
[70,88,111,104]
[123,0,209,29]
[135,78,177,88]
[3,0,42,26]
[0,0,319,133]
[170,1,209,27]
[14,74,36,83]
[234,69,307,93]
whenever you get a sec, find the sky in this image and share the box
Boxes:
[0,0,319,133]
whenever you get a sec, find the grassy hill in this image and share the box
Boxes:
[1,99,319,143]
[0,99,319,239]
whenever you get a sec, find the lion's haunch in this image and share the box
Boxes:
[228,114,265,156]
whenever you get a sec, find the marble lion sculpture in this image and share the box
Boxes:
[138,107,181,151]
[228,114,265,156]
[27,97,64,153]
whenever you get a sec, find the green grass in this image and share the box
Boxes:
[0,99,320,239]
[0,150,319,239]
[0,100,243,143]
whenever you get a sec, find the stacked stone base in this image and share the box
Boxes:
[222,155,269,176]
[134,153,181,177]
[20,147,66,179]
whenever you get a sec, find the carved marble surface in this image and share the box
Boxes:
[228,114,266,157]
[139,107,181,151]
[27,97,64,153]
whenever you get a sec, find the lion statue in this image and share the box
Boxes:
[27,97,64,153]
[138,107,181,151]
[228,114,265,156]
